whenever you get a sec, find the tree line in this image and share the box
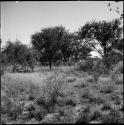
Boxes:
[1,18,123,71]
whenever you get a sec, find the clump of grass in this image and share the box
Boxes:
[1,116,7,125]
[1,97,24,120]
[84,75,94,83]
[100,84,115,94]
[102,102,112,111]
[111,73,123,85]
[75,104,92,123]
[91,109,102,121]
[60,106,75,124]
[58,96,77,106]
[33,105,48,121]
[101,108,122,123]
[89,94,106,105]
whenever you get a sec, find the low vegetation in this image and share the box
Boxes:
[1,60,123,124]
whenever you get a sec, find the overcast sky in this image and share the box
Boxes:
[1,1,123,56]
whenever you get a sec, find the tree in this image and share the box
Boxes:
[60,32,73,63]
[3,40,35,72]
[70,33,92,61]
[78,18,123,68]
[31,26,68,70]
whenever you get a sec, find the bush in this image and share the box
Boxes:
[36,74,63,112]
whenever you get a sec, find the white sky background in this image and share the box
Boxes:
[1,1,123,57]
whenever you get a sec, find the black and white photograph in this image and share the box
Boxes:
[0,1,123,124]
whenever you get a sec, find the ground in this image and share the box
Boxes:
[1,65,124,124]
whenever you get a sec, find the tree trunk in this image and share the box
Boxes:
[49,61,52,70]
[12,63,16,72]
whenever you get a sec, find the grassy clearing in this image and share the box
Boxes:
[1,64,123,124]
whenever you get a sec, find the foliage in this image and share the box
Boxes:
[31,26,68,69]
[78,18,123,69]
[2,40,36,72]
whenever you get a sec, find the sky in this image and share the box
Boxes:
[1,1,123,57]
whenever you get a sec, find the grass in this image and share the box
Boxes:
[1,64,123,124]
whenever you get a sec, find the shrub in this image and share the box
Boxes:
[36,74,63,112]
